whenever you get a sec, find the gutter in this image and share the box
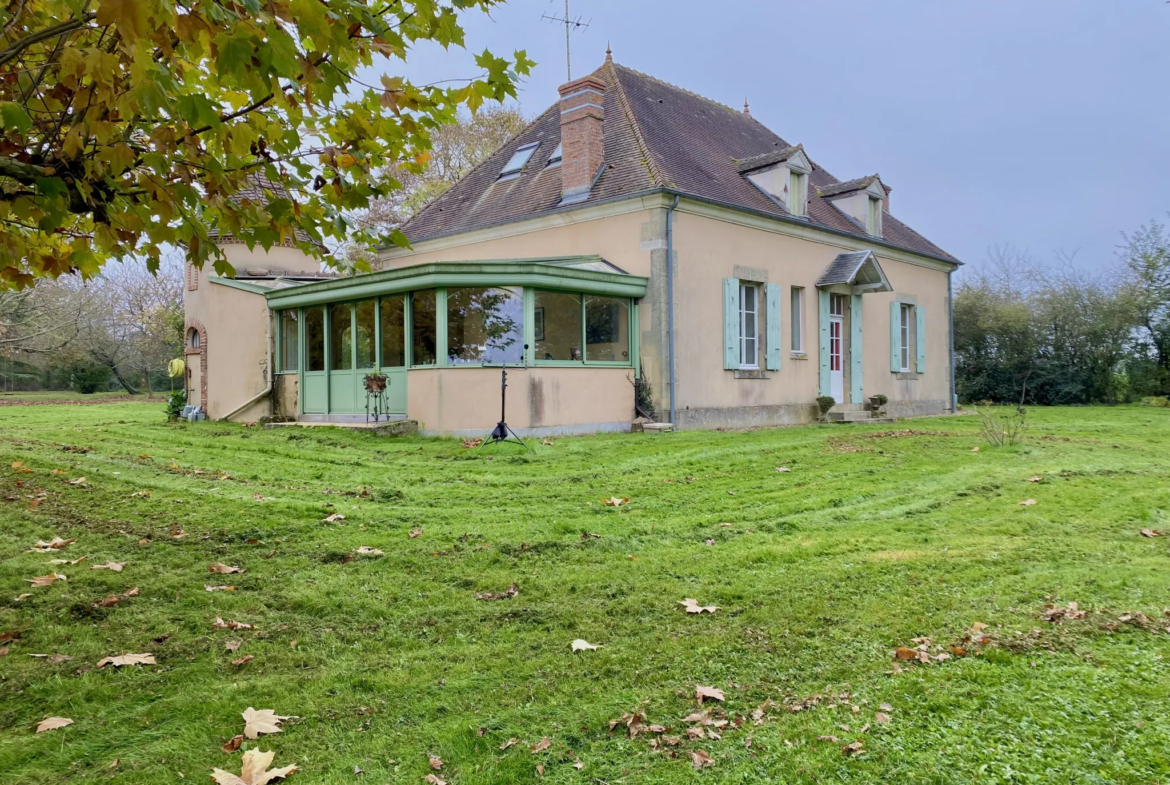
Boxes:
[666,195,679,426]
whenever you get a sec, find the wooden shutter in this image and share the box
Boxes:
[818,289,831,396]
[765,282,782,371]
[916,303,926,374]
[723,278,738,370]
[890,300,901,372]
[850,294,863,402]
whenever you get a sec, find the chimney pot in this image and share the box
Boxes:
[557,75,606,204]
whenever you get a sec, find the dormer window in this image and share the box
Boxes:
[546,143,562,167]
[818,175,888,239]
[498,142,539,180]
[867,195,883,238]
[736,145,811,218]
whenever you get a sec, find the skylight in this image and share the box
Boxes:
[499,142,539,179]
[546,143,562,166]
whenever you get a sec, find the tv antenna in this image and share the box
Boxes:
[542,0,591,81]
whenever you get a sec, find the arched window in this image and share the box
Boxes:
[187,328,201,349]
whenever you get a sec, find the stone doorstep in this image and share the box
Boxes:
[641,422,675,434]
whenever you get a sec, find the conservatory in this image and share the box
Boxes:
[262,256,648,436]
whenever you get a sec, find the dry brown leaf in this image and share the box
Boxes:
[409,528,423,538]
[213,617,254,631]
[49,557,87,565]
[573,760,584,770]
[879,702,893,711]
[29,653,72,663]
[26,573,66,588]
[354,546,383,555]
[775,466,791,473]
[323,513,347,523]
[1042,601,1087,622]
[499,738,519,751]
[91,561,125,572]
[205,585,237,592]
[1141,529,1163,538]
[602,497,630,507]
[874,712,890,724]
[971,446,980,453]
[475,583,519,601]
[1028,476,1043,483]
[580,532,602,539]
[690,749,715,769]
[222,734,244,753]
[424,776,448,785]
[225,639,243,653]
[36,717,73,733]
[530,737,550,753]
[32,537,75,551]
[242,707,292,739]
[170,524,187,539]
[695,685,725,703]
[233,655,254,667]
[679,598,718,614]
[97,653,155,668]
[571,639,598,652]
[817,735,839,742]
[1018,499,1037,506]
[842,740,865,756]
[209,563,244,574]
[66,477,87,486]
[93,587,139,607]
[13,593,31,602]
[536,763,544,776]
[893,647,918,661]
[428,755,443,770]
[211,748,296,785]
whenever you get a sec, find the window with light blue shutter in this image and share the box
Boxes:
[765,282,782,371]
[818,289,831,396]
[889,300,902,372]
[723,278,738,370]
[916,304,926,373]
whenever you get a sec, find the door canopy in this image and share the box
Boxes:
[815,251,892,295]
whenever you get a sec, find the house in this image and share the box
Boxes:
[184,51,959,434]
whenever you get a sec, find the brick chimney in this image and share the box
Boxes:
[557,75,606,204]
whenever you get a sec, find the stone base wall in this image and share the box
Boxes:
[676,403,819,430]
[884,399,950,419]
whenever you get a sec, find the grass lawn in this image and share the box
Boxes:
[2,404,1169,784]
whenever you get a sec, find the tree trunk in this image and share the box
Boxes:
[110,364,139,395]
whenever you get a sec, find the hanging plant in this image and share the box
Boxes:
[363,371,388,393]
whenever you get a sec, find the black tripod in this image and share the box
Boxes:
[478,362,530,450]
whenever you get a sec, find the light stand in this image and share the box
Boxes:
[478,347,531,451]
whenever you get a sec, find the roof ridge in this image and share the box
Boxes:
[603,61,669,189]
[401,104,556,231]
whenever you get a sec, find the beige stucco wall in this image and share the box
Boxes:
[406,366,633,436]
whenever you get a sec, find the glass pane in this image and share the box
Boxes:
[534,291,582,361]
[447,287,524,364]
[355,300,375,369]
[411,290,437,366]
[279,311,299,372]
[380,295,406,368]
[790,289,802,351]
[500,143,538,176]
[305,307,325,372]
[584,295,630,362]
[329,303,353,371]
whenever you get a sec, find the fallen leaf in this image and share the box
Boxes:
[1028,476,1043,483]
[530,737,550,753]
[209,563,244,574]
[775,467,791,473]
[874,712,890,724]
[971,446,980,453]
[36,717,73,733]
[222,735,244,753]
[573,760,584,770]
[232,655,254,667]
[429,755,443,770]
[1018,499,1037,506]
[679,598,718,614]
[242,707,292,739]
[842,740,865,756]
[354,546,384,555]
[225,639,242,653]
[13,593,31,602]
[424,776,447,785]
[536,764,544,776]
[205,585,237,592]
[894,647,918,661]
[580,532,602,539]
[10,461,23,468]
[409,528,423,538]
[704,539,716,546]
[49,557,87,565]
[32,537,75,551]
[475,583,519,601]
[817,735,839,743]
[571,639,599,652]
[690,749,715,769]
[695,685,725,703]
[170,524,187,539]
[211,748,296,785]
[1042,601,1087,622]
[602,497,630,507]
[213,617,254,631]
[97,653,156,668]
[323,513,346,523]
[461,437,482,448]
[29,653,72,663]
[499,738,519,750]
[1141,529,1163,538]
[130,490,152,498]
[26,573,66,588]
[93,587,139,607]
[91,561,125,572]
[879,703,893,711]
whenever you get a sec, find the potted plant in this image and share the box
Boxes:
[363,368,388,393]
[816,395,836,421]
[869,393,888,409]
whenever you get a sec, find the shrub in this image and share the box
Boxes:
[816,396,836,417]
[977,404,1028,447]
[1141,396,1170,408]
[165,389,187,421]
[68,361,112,394]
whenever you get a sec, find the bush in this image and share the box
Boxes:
[1142,396,1170,408]
[165,389,187,421]
[816,396,836,416]
[68,361,112,394]
[977,404,1028,447]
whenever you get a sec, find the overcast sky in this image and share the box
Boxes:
[395,0,1170,272]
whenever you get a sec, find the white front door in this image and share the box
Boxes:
[829,294,844,404]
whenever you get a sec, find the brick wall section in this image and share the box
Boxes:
[186,262,198,291]
[184,319,208,407]
[557,75,606,201]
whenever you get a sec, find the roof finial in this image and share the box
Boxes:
[743,97,751,117]
[605,41,612,62]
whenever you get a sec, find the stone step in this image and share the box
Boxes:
[641,422,674,434]
[827,410,875,422]
[828,403,868,413]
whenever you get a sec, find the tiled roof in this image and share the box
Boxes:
[817,175,886,199]
[400,60,954,262]
[734,145,805,173]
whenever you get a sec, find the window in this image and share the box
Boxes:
[498,142,539,179]
[900,303,913,371]
[329,304,352,371]
[790,287,804,353]
[830,293,845,318]
[534,291,582,361]
[867,196,883,237]
[305,307,325,372]
[379,295,406,368]
[739,283,759,368]
[278,311,298,372]
[547,143,562,166]
[584,296,630,362]
[354,300,375,369]
[446,287,524,364]
[411,290,437,366]
[186,328,201,350]
[789,171,807,217]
